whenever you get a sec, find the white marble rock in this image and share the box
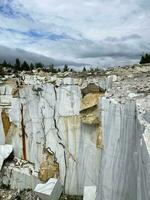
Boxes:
[83,186,96,200]
[34,178,63,200]
[0,144,13,170]
[1,161,39,190]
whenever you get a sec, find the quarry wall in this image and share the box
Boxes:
[0,66,150,200]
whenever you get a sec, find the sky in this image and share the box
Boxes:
[0,0,150,67]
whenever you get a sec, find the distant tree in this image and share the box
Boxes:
[82,67,86,72]
[145,54,150,63]
[94,67,99,71]
[70,68,73,72]
[35,62,44,69]
[7,63,13,69]
[2,60,8,68]
[15,58,21,70]
[89,67,94,73]
[57,68,61,72]
[48,64,57,73]
[0,65,4,75]
[140,56,145,64]
[49,64,54,72]
[21,61,30,71]
[140,53,150,64]
[0,62,6,76]
[63,64,69,72]
[30,63,34,70]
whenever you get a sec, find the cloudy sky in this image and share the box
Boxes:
[0,0,150,67]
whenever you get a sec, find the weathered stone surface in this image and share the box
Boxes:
[81,93,101,111]
[81,83,103,96]
[11,87,19,98]
[96,126,103,149]
[80,91,103,126]
[1,110,11,137]
[80,106,99,125]
[38,150,59,182]
[0,108,5,145]
[80,94,101,125]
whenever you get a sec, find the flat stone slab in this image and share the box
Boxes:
[0,144,13,170]
[34,178,63,200]
[83,186,96,200]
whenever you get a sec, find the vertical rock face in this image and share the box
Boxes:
[0,76,105,195]
[96,70,150,200]
[136,96,150,200]
[96,98,137,200]
[0,66,150,199]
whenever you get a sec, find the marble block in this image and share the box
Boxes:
[34,178,63,200]
[83,186,96,200]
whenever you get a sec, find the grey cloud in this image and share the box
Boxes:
[0,45,85,66]
[120,34,141,41]
[138,0,150,9]
[104,34,141,43]
[69,38,144,60]
[80,51,141,59]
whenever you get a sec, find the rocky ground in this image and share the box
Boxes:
[0,188,83,200]
[0,188,39,200]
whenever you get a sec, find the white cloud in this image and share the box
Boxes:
[0,0,150,66]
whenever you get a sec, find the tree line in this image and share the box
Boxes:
[1,54,150,76]
[140,54,150,64]
[0,58,71,73]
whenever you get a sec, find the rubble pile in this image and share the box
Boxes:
[0,188,39,200]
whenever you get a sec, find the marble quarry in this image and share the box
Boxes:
[0,64,150,200]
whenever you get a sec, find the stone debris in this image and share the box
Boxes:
[0,145,13,170]
[1,158,39,191]
[0,188,82,200]
[34,178,63,200]
[0,188,40,200]
[83,186,96,200]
